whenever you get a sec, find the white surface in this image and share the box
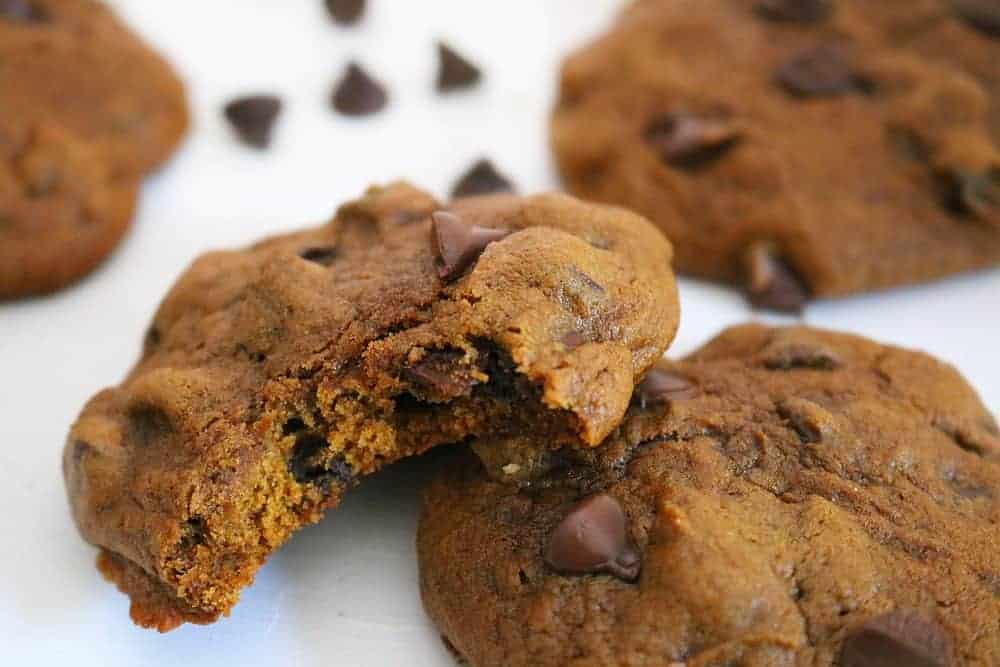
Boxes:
[1,1,998,664]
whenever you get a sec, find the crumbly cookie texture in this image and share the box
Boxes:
[63,182,679,631]
[0,0,187,298]
[552,0,1000,308]
[419,324,1000,666]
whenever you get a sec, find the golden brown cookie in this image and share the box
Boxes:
[63,182,679,631]
[419,324,1000,666]
[0,0,187,299]
[552,0,1000,311]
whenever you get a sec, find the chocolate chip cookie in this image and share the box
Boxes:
[63,182,679,631]
[419,324,1000,666]
[552,0,1000,310]
[0,0,187,298]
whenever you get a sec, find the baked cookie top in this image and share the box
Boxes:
[419,324,1000,666]
[552,0,1000,308]
[0,0,187,298]
[63,182,679,630]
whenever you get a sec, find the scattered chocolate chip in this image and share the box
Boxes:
[839,610,954,667]
[299,246,339,266]
[436,41,482,92]
[288,431,353,487]
[0,0,45,22]
[754,0,833,23]
[743,242,810,313]
[763,343,841,370]
[644,112,742,169]
[404,349,479,399]
[450,159,515,199]
[127,405,174,447]
[223,95,282,149]
[940,169,1000,225]
[430,210,510,281]
[325,0,365,25]
[635,368,701,408]
[282,417,306,436]
[777,45,863,98]
[545,494,640,581]
[332,62,388,116]
[144,325,162,349]
[561,331,588,349]
[953,0,1000,37]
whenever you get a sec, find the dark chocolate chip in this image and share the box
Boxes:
[754,0,833,23]
[777,45,862,98]
[223,95,282,149]
[644,112,742,169]
[953,0,1000,37]
[561,331,588,349]
[430,210,510,281]
[545,494,640,582]
[282,417,306,436]
[404,349,478,399]
[288,431,352,487]
[450,159,515,199]
[763,343,841,370]
[839,609,954,667]
[127,405,174,447]
[299,246,339,266]
[332,62,388,116]
[71,440,92,465]
[941,169,1000,225]
[324,0,365,25]
[743,242,810,313]
[635,368,701,408]
[436,41,482,92]
[0,0,45,22]
[144,325,162,348]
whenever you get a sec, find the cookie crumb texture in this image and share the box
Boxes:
[552,0,1000,299]
[0,0,187,298]
[62,182,679,630]
[419,325,1000,666]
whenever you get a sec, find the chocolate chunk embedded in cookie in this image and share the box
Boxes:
[419,324,1000,666]
[552,0,1000,306]
[0,0,187,299]
[63,182,679,630]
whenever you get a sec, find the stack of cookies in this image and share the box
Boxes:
[5,0,992,665]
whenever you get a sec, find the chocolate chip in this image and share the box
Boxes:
[545,494,640,582]
[288,431,352,488]
[450,159,515,199]
[743,242,810,313]
[332,62,388,116]
[324,0,365,25]
[635,368,701,408]
[223,95,282,149]
[754,0,833,23]
[941,169,1000,225]
[644,112,742,169]
[840,610,954,667]
[436,42,482,92]
[404,349,479,399]
[777,46,862,98]
[561,331,588,349]
[953,0,1000,37]
[71,440,92,465]
[430,210,510,281]
[299,246,339,266]
[0,0,45,22]
[763,343,841,370]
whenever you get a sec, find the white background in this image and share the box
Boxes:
[1,1,997,664]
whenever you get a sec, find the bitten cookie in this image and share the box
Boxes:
[419,324,1000,666]
[552,0,1000,311]
[0,0,187,299]
[63,182,679,631]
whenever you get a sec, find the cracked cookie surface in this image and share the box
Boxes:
[0,0,187,298]
[419,324,1000,666]
[552,0,1000,308]
[63,182,679,631]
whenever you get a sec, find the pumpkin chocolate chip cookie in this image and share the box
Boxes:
[419,324,1000,666]
[63,182,679,630]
